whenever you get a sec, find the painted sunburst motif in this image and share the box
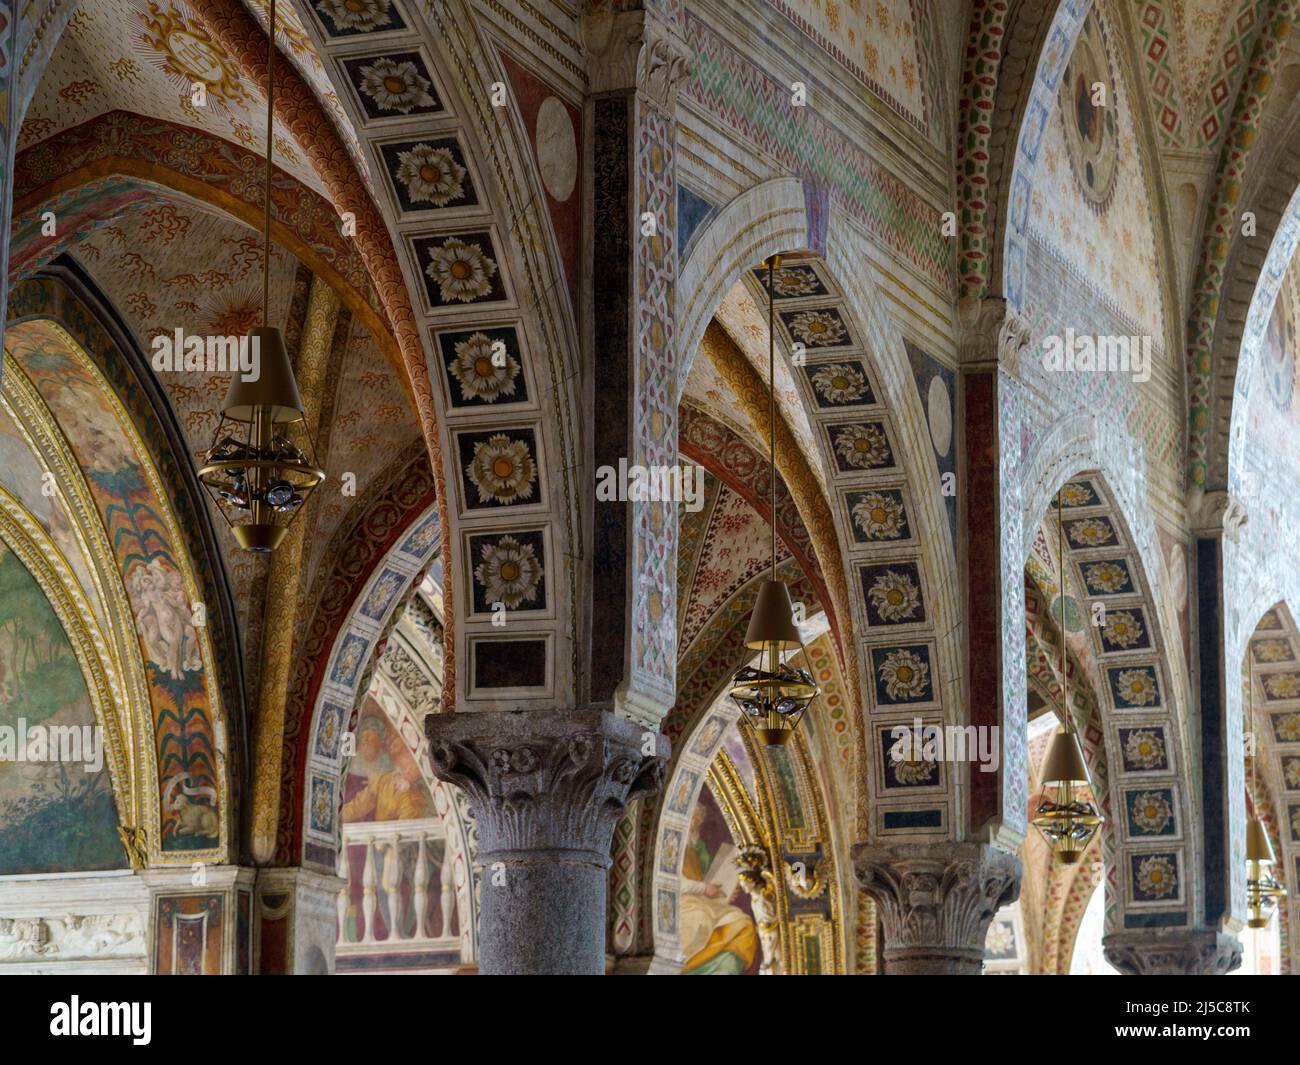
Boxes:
[359,56,435,113]
[474,535,542,608]
[869,570,921,623]
[466,434,536,504]
[1083,561,1127,594]
[877,649,928,701]
[1285,760,1300,789]
[1252,638,1294,663]
[833,423,889,469]
[1101,609,1143,649]
[1130,791,1172,834]
[851,491,905,540]
[1066,517,1112,547]
[449,332,519,402]
[197,279,265,339]
[396,143,466,206]
[1264,673,1300,700]
[810,363,869,404]
[786,309,847,346]
[426,238,497,303]
[317,0,392,32]
[1124,728,1165,770]
[137,2,253,112]
[1114,667,1157,706]
[1135,855,1177,899]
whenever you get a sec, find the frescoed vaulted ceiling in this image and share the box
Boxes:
[21,0,331,195]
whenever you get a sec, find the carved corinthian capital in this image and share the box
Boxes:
[957,296,1032,374]
[1188,488,1248,542]
[1103,931,1242,976]
[425,709,668,860]
[853,842,1021,974]
[584,5,693,110]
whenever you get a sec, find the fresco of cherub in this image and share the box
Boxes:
[130,558,202,680]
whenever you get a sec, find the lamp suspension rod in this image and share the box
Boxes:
[767,256,776,584]
[263,0,276,328]
[1058,485,1071,735]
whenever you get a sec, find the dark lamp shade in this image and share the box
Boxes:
[1246,817,1276,864]
[744,579,802,650]
[1040,729,1091,787]
[222,326,305,423]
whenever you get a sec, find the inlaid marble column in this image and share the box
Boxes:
[582,2,692,726]
[959,297,1033,847]
[1192,490,1249,932]
[426,709,667,974]
[853,842,1021,975]
[1103,930,1242,975]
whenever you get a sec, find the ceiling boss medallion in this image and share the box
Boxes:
[137,1,252,112]
[1057,9,1118,215]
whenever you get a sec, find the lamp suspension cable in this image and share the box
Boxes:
[768,255,776,584]
[1058,486,1070,735]
[263,0,275,327]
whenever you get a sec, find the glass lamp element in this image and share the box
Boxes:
[1031,728,1103,864]
[729,580,818,747]
[1245,816,1286,928]
[197,326,324,553]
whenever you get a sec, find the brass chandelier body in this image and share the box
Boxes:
[728,257,818,746]
[197,0,323,553]
[1031,486,1104,863]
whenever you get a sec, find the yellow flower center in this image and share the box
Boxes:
[895,666,913,683]
[419,164,443,183]
[384,76,406,94]
[450,260,473,280]
[870,507,887,523]
[831,375,849,390]
[853,437,872,453]
[473,356,493,377]
[886,590,904,605]
[492,457,515,479]
[499,561,520,581]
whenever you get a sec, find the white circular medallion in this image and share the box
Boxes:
[536,96,577,203]
[927,374,952,458]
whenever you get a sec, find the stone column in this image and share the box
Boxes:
[426,709,668,974]
[853,842,1021,975]
[1103,930,1242,975]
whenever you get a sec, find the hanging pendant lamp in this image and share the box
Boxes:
[1244,667,1287,927]
[198,0,323,552]
[1031,487,1104,862]
[728,256,819,747]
